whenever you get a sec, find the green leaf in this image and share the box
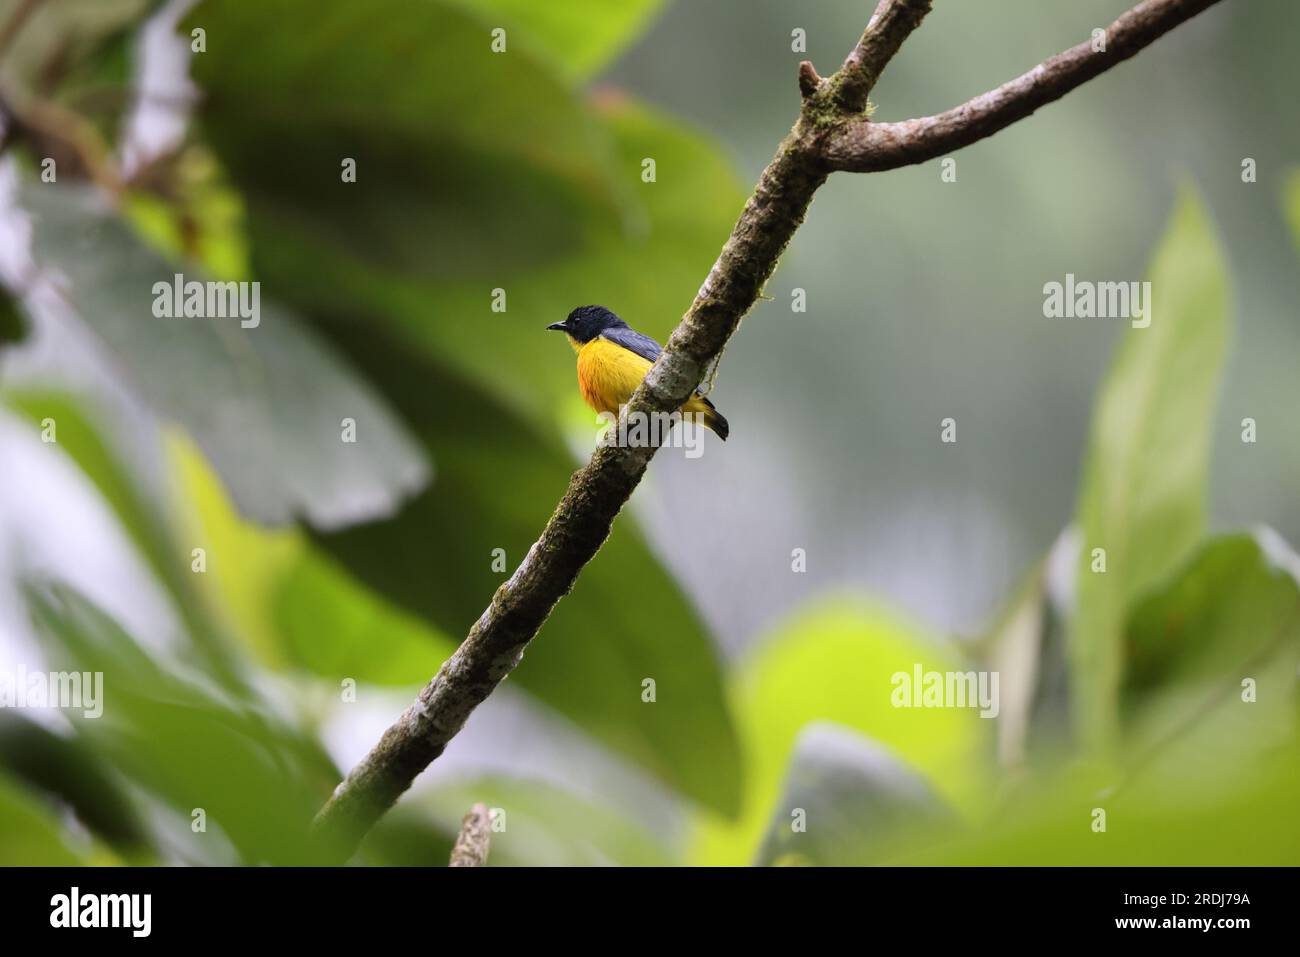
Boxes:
[0,712,149,856]
[1121,531,1300,780]
[187,0,628,285]
[1070,184,1230,756]
[902,531,1300,865]
[165,434,456,682]
[453,0,665,80]
[756,723,957,867]
[25,582,344,865]
[975,554,1054,771]
[0,771,89,866]
[3,395,164,573]
[975,529,1081,772]
[19,183,430,529]
[3,391,249,687]
[357,810,455,867]
[899,756,1300,865]
[690,600,992,865]
[275,545,457,685]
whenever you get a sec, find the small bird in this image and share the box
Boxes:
[547,305,729,440]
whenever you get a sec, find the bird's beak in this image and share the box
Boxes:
[546,322,567,332]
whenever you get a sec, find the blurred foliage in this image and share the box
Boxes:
[168,359,743,814]
[186,0,629,288]
[0,710,148,856]
[20,184,430,529]
[0,771,89,866]
[755,722,958,867]
[1121,532,1300,778]
[180,0,746,812]
[0,0,149,103]
[975,554,1067,772]
[358,772,675,867]
[690,601,990,865]
[0,281,26,344]
[123,145,252,282]
[6,392,245,686]
[1286,168,1300,259]
[27,583,345,864]
[0,0,1296,869]
[420,776,674,866]
[456,0,665,80]
[925,532,1300,865]
[1070,187,1228,756]
[186,0,741,424]
[902,759,1300,866]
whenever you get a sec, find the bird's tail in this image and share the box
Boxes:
[704,405,729,441]
[685,395,729,441]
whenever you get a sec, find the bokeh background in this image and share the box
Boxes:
[0,0,1297,865]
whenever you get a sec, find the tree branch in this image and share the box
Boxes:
[448,803,491,867]
[311,0,1226,860]
[830,0,933,111]
[824,0,1223,172]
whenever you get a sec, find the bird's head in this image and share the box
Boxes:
[546,305,626,344]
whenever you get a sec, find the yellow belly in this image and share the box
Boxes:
[575,337,715,422]
[576,336,648,415]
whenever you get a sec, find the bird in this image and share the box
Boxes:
[547,305,729,440]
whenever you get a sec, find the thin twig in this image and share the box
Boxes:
[448,803,491,868]
[0,0,45,59]
[312,0,1228,860]
[0,97,121,192]
[830,0,933,111]
[824,0,1222,172]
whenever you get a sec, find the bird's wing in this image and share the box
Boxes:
[599,326,661,364]
[599,326,720,401]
